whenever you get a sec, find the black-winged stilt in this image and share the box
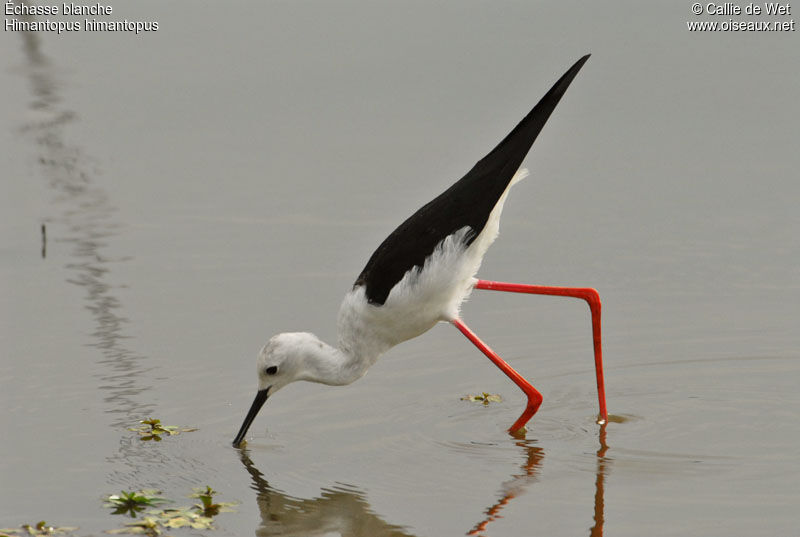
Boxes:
[233,54,606,448]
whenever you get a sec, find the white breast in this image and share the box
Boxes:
[337,167,529,361]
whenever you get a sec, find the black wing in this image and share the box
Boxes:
[355,55,590,305]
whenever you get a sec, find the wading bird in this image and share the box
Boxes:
[233,55,607,448]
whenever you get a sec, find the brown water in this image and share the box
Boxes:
[2,2,799,536]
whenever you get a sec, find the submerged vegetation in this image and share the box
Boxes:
[2,487,236,537]
[461,392,503,405]
[127,418,198,441]
[104,486,236,535]
[104,490,168,518]
[106,508,214,535]
[0,522,78,536]
[189,487,236,518]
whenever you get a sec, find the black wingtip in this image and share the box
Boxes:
[543,53,590,111]
[535,53,590,115]
[470,54,590,179]
[351,56,591,306]
[525,53,590,122]
[569,54,591,80]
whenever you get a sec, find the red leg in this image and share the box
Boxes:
[452,318,543,434]
[475,279,608,424]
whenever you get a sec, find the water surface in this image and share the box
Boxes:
[2,2,798,536]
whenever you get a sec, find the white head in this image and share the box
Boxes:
[232,332,334,447]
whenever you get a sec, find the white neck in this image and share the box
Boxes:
[299,337,372,386]
[289,286,400,387]
[300,310,394,387]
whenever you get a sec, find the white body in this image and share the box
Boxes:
[337,168,529,369]
[255,167,530,395]
[252,168,528,398]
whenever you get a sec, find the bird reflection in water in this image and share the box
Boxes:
[590,423,609,537]
[237,424,609,537]
[468,424,609,537]
[237,449,415,537]
[467,440,545,536]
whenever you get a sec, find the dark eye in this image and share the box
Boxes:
[265,366,278,376]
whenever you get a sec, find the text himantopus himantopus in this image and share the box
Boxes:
[233,54,607,447]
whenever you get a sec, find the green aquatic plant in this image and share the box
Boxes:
[0,521,78,536]
[104,486,236,535]
[461,392,503,405]
[154,508,214,530]
[105,516,161,536]
[188,486,236,517]
[128,418,198,441]
[105,490,168,517]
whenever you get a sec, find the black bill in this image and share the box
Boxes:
[232,387,270,447]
